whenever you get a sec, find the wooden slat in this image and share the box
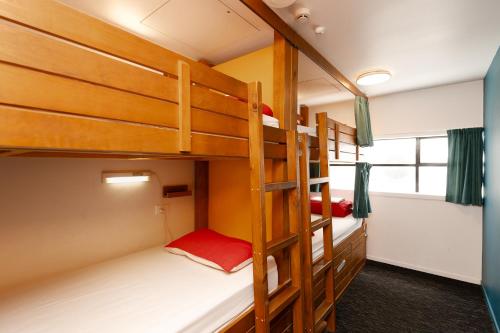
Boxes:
[312,259,333,281]
[309,136,319,148]
[338,132,356,145]
[0,105,251,157]
[269,286,300,320]
[265,181,296,192]
[240,0,366,98]
[266,233,298,255]
[311,216,332,232]
[263,126,287,144]
[0,0,247,99]
[264,142,287,159]
[309,177,329,185]
[269,279,292,300]
[191,85,247,120]
[177,61,191,152]
[314,300,334,326]
[0,20,176,101]
[0,62,250,139]
[337,123,356,135]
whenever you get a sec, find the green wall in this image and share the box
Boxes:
[483,46,500,333]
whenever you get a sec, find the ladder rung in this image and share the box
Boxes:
[309,160,320,163]
[311,216,331,232]
[315,320,327,333]
[309,177,329,185]
[269,279,292,300]
[269,286,300,320]
[313,258,333,281]
[265,181,297,192]
[314,300,334,328]
[267,233,298,255]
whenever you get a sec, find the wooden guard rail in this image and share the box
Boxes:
[0,0,290,160]
[299,112,336,332]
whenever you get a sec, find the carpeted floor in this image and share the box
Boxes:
[335,261,495,333]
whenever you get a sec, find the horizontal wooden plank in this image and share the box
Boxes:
[264,142,287,159]
[267,233,298,255]
[263,126,287,144]
[0,105,251,157]
[269,286,300,320]
[312,258,333,281]
[337,123,356,136]
[191,85,247,120]
[265,181,296,192]
[309,177,329,185]
[0,20,177,101]
[338,132,356,145]
[0,63,253,139]
[314,300,334,326]
[311,216,332,232]
[0,0,247,99]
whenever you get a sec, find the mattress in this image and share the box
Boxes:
[0,247,278,333]
[297,125,316,136]
[311,214,363,261]
[263,114,280,128]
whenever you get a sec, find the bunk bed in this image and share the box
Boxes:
[0,1,302,332]
[298,112,368,332]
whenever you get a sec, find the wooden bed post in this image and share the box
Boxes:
[178,60,191,152]
[194,161,209,230]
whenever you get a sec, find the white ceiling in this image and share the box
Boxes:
[273,0,500,99]
[58,0,274,64]
[59,0,500,105]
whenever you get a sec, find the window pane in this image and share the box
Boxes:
[420,137,448,163]
[419,166,447,195]
[370,166,415,193]
[365,138,416,164]
[329,166,355,190]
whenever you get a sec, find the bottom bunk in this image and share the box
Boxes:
[311,215,368,302]
[0,246,280,333]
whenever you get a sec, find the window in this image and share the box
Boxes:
[330,136,448,196]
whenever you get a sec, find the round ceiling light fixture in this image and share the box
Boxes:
[263,0,297,8]
[356,70,392,86]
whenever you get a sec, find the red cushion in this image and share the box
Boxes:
[165,229,253,273]
[310,200,353,217]
[262,104,274,117]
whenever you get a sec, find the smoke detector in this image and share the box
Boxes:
[264,0,296,8]
[294,7,311,24]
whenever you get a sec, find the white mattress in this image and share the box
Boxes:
[0,247,278,333]
[311,214,363,261]
[297,125,316,136]
[263,114,279,128]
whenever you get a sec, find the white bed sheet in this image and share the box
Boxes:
[297,125,316,136]
[0,247,278,333]
[263,114,279,128]
[311,214,363,261]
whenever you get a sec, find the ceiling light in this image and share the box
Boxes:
[264,0,297,8]
[356,70,391,86]
[102,171,151,184]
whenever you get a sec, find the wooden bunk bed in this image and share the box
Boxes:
[0,1,302,332]
[299,112,368,332]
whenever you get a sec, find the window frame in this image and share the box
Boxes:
[330,136,448,194]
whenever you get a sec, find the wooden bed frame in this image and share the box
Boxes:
[0,1,303,332]
[299,112,368,332]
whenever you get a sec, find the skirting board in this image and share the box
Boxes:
[367,255,481,285]
[483,286,500,333]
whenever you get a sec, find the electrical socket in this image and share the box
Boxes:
[154,205,165,216]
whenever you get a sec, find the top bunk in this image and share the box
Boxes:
[304,113,361,163]
[0,0,287,160]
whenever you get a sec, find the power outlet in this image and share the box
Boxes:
[154,205,165,216]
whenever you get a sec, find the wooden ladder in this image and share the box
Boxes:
[299,112,336,332]
[248,81,303,332]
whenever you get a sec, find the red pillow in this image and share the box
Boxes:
[262,104,274,117]
[310,200,353,217]
[165,228,253,273]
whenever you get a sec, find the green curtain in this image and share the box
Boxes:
[354,96,374,147]
[353,162,372,218]
[446,127,484,206]
[310,163,320,193]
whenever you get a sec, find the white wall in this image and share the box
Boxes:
[311,80,484,284]
[0,158,194,291]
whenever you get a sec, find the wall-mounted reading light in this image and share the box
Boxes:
[102,171,151,184]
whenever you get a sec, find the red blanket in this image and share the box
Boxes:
[310,199,352,217]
